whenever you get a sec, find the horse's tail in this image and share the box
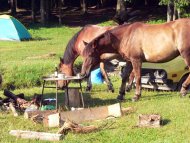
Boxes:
[63,26,86,64]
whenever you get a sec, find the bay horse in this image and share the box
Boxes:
[81,18,190,101]
[58,24,123,92]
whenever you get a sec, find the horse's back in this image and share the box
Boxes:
[76,25,115,54]
[119,19,190,63]
[142,19,190,62]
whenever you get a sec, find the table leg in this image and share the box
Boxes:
[41,80,46,107]
[55,81,58,109]
[65,80,69,108]
[79,80,84,108]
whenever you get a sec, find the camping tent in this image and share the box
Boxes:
[0,15,31,41]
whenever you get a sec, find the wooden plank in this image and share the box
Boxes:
[121,107,135,115]
[24,110,57,119]
[60,103,121,123]
[9,130,64,141]
[47,113,61,127]
[45,103,121,127]
[138,114,161,128]
[9,103,18,117]
[64,88,82,108]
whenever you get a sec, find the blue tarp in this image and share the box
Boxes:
[0,15,31,41]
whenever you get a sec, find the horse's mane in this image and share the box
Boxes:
[83,25,125,57]
[82,32,105,57]
[62,27,85,64]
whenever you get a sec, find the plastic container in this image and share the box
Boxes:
[90,68,103,84]
[40,105,56,111]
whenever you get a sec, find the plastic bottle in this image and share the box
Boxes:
[54,67,58,77]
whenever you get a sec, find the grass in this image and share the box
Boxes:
[1,87,190,143]
[0,25,81,88]
[1,19,190,142]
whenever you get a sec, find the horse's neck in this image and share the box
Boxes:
[63,48,79,65]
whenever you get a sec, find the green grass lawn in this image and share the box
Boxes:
[0,24,82,88]
[1,20,190,142]
[1,87,190,143]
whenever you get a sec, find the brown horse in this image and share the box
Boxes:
[58,24,123,92]
[81,18,190,101]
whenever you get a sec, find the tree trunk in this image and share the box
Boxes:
[116,0,125,15]
[46,0,50,22]
[10,0,16,16]
[177,8,181,19]
[80,0,87,14]
[40,0,46,24]
[59,0,64,24]
[173,4,176,21]
[173,1,181,20]
[15,0,18,9]
[31,0,36,22]
[145,0,148,6]
[97,0,103,8]
[167,0,174,22]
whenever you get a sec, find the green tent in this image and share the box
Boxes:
[0,15,31,41]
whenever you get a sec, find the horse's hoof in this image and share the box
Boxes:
[86,87,91,92]
[110,88,114,93]
[117,95,124,101]
[180,88,187,97]
[180,93,187,98]
[126,86,131,92]
[108,85,114,93]
[108,88,114,93]
[132,96,139,102]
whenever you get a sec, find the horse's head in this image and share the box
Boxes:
[58,57,74,88]
[81,31,114,77]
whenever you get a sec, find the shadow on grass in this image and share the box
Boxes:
[161,119,171,126]
[42,91,119,108]
[84,92,119,107]
[30,37,51,41]
[140,92,174,101]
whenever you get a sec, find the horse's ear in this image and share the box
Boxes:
[60,57,64,63]
[93,39,98,49]
[83,41,88,46]
[104,32,112,42]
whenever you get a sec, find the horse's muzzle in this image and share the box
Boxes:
[57,80,67,89]
[80,73,88,78]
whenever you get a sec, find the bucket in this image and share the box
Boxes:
[64,87,83,108]
[90,68,103,84]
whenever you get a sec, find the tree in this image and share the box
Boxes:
[40,0,46,24]
[59,0,64,24]
[10,0,16,15]
[116,0,125,15]
[167,0,174,22]
[40,0,51,24]
[160,0,190,22]
[97,0,102,8]
[31,0,36,22]
[80,0,87,14]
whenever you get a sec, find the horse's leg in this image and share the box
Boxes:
[180,55,190,96]
[121,66,134,92]
[117,61,133,100]
[86,74,92,91]
[180,75,190,96]
[126,70,135,92]
[131,60,142,102]
[100,62,114,92]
